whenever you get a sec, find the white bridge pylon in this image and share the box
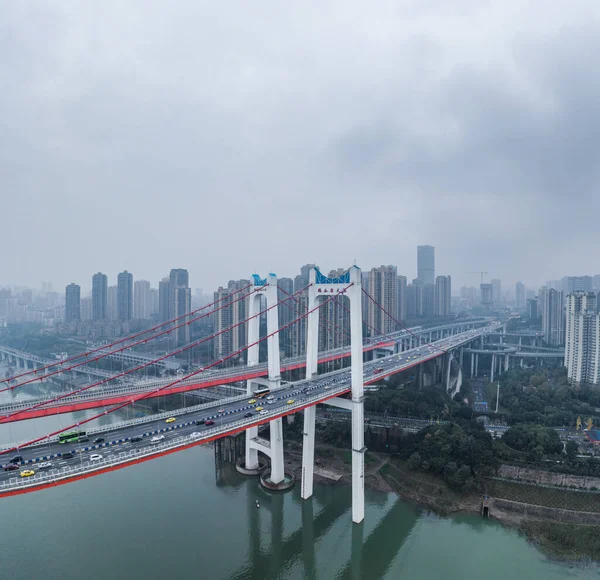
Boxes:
[244,273,285,484]
[301,266,365,524]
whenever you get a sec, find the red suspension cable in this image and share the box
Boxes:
[1,283,254,385]
[361,288,448,354]
[0,285,259,394]
[1,282,349,455]
[0,284,312,423]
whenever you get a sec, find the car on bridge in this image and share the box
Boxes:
[255,407,264,412]
[205,420,215,426]
[3,464,19,472]
[259,410,269,416]
[244,412,253,418]
[20,469,35,477]
[248,399,256,404]
[90,454,103,462]
[166,417,176,424]
[287,399,295,405]
[38,462,52,470]
[93,437,105,444]
[151,435,165,444]
[218,409,225,414]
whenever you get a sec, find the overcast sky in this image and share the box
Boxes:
[2,1,599,294]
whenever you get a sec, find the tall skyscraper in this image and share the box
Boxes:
[149,288,159,317]
[515,282,525,310]
[92,272,107,321]
[81,297,93,321]
[527,298,538,320]
[562,276,593,294]
[480,283,493,307]
[277,277,295,357]
[491,279,502,304]
[417,246,435,285]
[367,265,397,336]
[405,284,418,320]
[541,287,564,346]
[0,288,10,318]
[158,278,170,322]
[65,283,81,323]
[434,275,451,316]
[422,284,435,318]
[117,270,133,322]
[318,268,351,352]
[107,286,118,322]
[396,275,407,322]
[169,269,191,345]
[565,293,600,385]
[290,264,316,358]
[134,280,152,320]
[212,279,249,359]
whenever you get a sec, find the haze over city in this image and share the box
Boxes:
[3,2,600,290]
[3,3,600,578]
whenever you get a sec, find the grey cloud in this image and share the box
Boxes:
[1,2,599,293]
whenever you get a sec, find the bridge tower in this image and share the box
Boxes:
[243,273,286,484]
[301,266,365,524]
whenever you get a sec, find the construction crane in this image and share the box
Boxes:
[464,271,488,285]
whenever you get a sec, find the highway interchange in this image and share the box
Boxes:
[0,324,499,490]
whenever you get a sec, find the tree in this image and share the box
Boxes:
[565,440,578,460]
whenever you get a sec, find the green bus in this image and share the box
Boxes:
[58,431,88,444]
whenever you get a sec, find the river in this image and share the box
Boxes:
[0,444,597,580]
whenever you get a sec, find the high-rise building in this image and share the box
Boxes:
[421,284,434,318]
[107,286,118,322]
[212,279,248,359]
[480,283,493,307]
[565,293,600,385]
[366,265,397,336]
[593,275,600,291]
[92,272,107,321]
[117,271,133,322]
[540,287,564,346]
[81,297,93,321]
[0,289,10,318]
[169,269,191,345]
[527,298,538,320]
[434,275,451,316]
[396,275,407,322]
[65,283,81,323]
[417,246,435,285]
[491,279,502,305]
[562,276,593,294]
[134,280,151,320]
[515,282,525,310]
[149,288,159,317]
[318,268,351,352]
[158,278,170,322]
[277,277,295,357]
[405,284,418,320]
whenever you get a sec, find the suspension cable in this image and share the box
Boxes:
[1,281,350,455]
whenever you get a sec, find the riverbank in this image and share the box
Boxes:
[283,441,600,564]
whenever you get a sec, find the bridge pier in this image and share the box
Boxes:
[490,354,495,383]
[504,354,509,372]
[470,352,475,378]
